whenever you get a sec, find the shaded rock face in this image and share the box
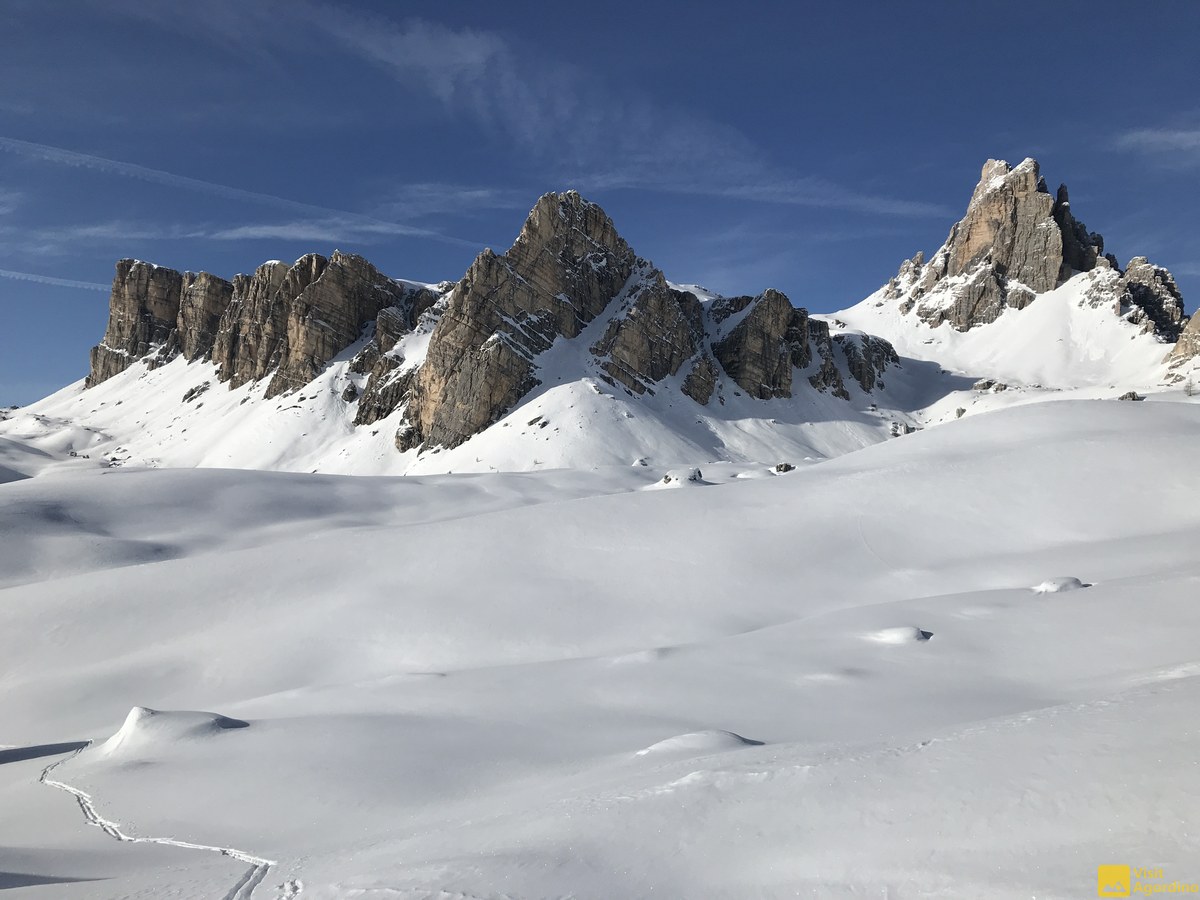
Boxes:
[1053,184,1110,279]
[408,192,641,449]
[351,295,443,428]
[87,261,189,386]
[1119,257,1185,341]
[591,273,705,395]
[837,333,899,393]
[711,289,810,399]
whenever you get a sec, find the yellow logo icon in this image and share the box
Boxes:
[1098,865,1131,897]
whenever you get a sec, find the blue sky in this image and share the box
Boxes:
[1,0,1198,404]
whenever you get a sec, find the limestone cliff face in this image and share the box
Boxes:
[87,260,190,386]
[881,159,1099,330]
[711,290,809,400]
[211,251,409,397]
[591,271,705,395]
[352,292,443,427]
[87,253,419,399]
[407,192,642,449]
[179,272,235,361]
[875,157,1185,345]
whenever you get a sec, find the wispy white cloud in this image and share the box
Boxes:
[375,183,530,219]
[1115,128,1200,155]
[0,135,480,246]
[10,215,480,255]
[97,3,947,220]
[0,187,22,216]
[205,217,446,243]
[0,267,109,291]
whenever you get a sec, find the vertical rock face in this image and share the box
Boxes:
[87,252,418,399]
[87,260,187,386]
[351,289,444,427]
[881,158,1102,330]
[408,192,642,449]
[836,333,899,393]
[874,157,1185,346]
[211,252,410,397]
[591,273,705,395]
[943,158,1064,294]
[1171,314,1200,364]
[178,272,235,361]
[1053,184,1108,279]
[1119,257,1185,341]
[711,289,809,399]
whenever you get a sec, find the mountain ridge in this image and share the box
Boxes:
[7,157,1197,476]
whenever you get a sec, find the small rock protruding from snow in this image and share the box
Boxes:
[773,462,796,473]
[662,468,704,485]
[1032,576,1088,594]
[865,626,933,644]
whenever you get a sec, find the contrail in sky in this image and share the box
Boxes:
[0,267,110,291]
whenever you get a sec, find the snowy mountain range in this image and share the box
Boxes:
[3,157,1195,477]
[4,159,1200,899]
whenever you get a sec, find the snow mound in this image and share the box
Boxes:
[635,730,764,757]
[865,626,933,644]
[606,647,674,665]
[100,706,249,756]
[1032,576,1089,594]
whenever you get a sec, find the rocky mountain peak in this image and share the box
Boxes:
[874,157,1185,341]
[405,192,646,450]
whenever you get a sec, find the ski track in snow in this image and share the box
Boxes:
[38,741,286,900]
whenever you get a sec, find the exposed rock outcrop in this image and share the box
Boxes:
[874,157,1186,350]
[87,260,188,386]
[591,273,704,395]
[87,252,434,407]
[880,158,1099,330]
[407,192,642,449]
[1170,313,1200,365]
[836,333,899,393]
[1119,257,1185,340]
[711,290,810,399]
[212,251,410,398]
[179,272,235,361]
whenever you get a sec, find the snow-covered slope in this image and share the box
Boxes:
[4,398,1200,897]
[834,267,1174,389]
[2,306,947,475]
